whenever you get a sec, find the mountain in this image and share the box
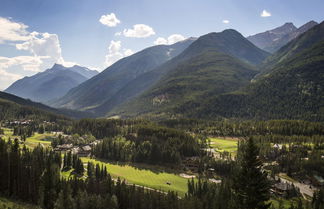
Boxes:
[5,64,98,104]
[191,21,324,121]
[107,29,269,118]
[52,38,196,111]
[247,21,318,53]
[0,91,93,119]
[260,20,324,75]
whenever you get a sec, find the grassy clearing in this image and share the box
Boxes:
[208,137,238,153]
[81,157,191,196]
[0,196,40,209]
[0,128,53,149]
[25,133,53,148]
[1,128,16,141]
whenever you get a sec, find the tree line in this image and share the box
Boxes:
[92,124,202,165]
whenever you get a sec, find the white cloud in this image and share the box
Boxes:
[0,17,30,43]
[115,32,122,36]
[0,56,47,72]
[99,13,121,27]
[0,68,23,90]
[223,20,230,24]
[105,40,134,67]
[261,10,271,17]
[0,17,78,89]
[154,37,168,45]
[15,31,76,70]
[124,49,134,56]
[167,34,185,45]
[123,24,155,38]
[153,34,186,45]
[16,32,62,62]
[0,56,45,90]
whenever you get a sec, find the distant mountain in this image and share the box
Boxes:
[260,20,324,75]
[192,21,324,121]
[108,29,268,117]
[52,38,196,111]
[247,21,318,53]
[5,64,98,104]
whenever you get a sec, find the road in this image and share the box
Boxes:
[279,176,315,198]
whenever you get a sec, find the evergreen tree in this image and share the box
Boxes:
[233,137,271,209]
[54,184,74,209]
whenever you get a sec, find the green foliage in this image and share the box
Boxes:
[92,124,201,165]
[233,138,271,209]
[191,27,324,121]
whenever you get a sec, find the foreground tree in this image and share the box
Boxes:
[233,138,271,209]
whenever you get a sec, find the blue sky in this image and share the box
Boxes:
[0,0,324,90]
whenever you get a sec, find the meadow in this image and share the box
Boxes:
[208,137,238,154]
[24,133,53,148]
[1,127,53,148]
[81,157,191,196]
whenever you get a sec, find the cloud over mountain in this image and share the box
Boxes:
[123,24,155,38]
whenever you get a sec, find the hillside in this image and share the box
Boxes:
[0,91,92,120]
[5,64,98,103]
[247,21,318,53]
[111,51,258,118]
[259,21,324,76]
[52,39,196,111]
[93,29,269,117]
[191,24,324,121]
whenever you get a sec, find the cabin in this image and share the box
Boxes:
[54,143,73,152]
[77,145,92,157]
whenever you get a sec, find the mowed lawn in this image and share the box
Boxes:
[25,133,53,148]
[208,137,238,153]
[1,128,53,148]
[1,128,15,141]
[81,157,191,196]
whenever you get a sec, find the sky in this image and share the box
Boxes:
[0,0,324,90]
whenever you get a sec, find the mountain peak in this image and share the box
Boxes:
[270,22,297,34]
[297,20,318,33]
[247,21,317,53]
[51,63,66,70]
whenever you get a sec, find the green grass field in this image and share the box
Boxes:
[25,133,53,148]
[0,196,40,209]
[1,128,53,148]
[81,157,191,196]
[208,137,238,153]
[1,127,15,141]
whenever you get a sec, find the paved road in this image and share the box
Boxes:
[279,177,315,198]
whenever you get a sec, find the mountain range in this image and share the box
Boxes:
[247,21,318,53]
[51,38,196,111]
[112,21,324,121]
[4,20,323,122]
[5,64,98,104]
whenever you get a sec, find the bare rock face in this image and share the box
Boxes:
[247,21,318,53]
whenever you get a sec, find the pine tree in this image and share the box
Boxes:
[54,184,74,209]
[233,137,271,209]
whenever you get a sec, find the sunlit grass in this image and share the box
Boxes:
[25,133,53,148]
[208,137,238,153]
[81,157,192,196]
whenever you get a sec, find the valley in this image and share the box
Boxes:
[0,4,324,209]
